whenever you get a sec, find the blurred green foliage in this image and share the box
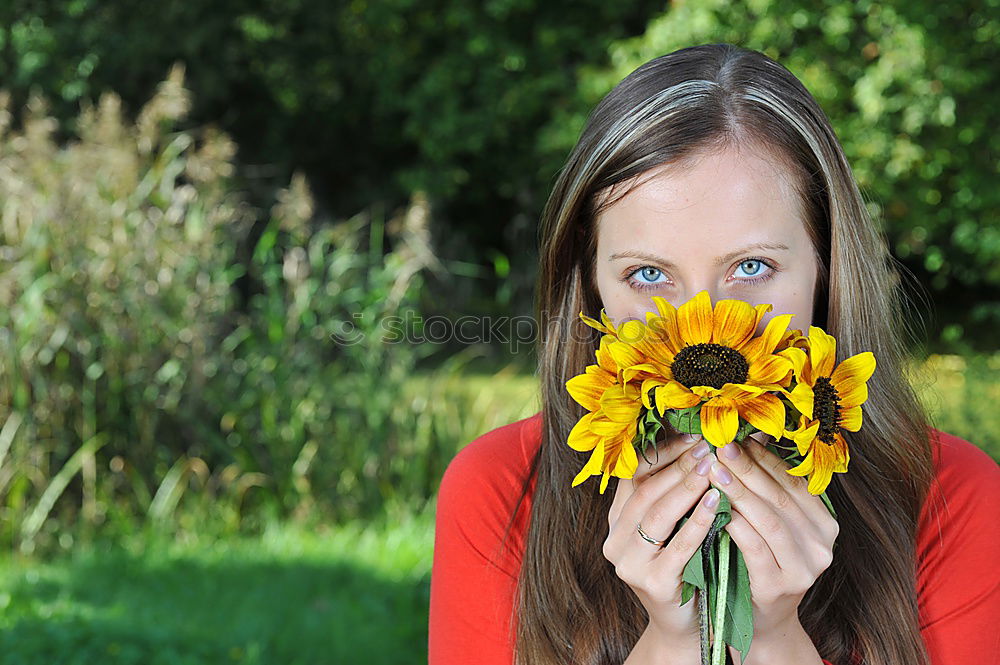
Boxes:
[1,1,995,349]
[0,70,449,553]
[0,1,996,563]
[0,0,666,328]
[544,0,1000,350]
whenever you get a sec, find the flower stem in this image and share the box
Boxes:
[699,510,725,665]
[698,584,710,665]
[711,529,731,665]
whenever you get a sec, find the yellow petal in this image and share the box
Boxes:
[741,313,793,363]
[652,295,678,320]
[721,383,766,398]
[616,319,649,347]
[567,413,599,451]
[808,326,837,378]
[779,347,811,385]
[690,385,722,400]
[700,399,739,447]
[599,469,612,494]
[747,354,793,386]
[613,433,639,479]
[650,296,683,355]
[791,420,820,456]
[831,351,876,388]
[566,371,610,411]
[571,445,604,487]
[588,413,624,435]
[654,382,701,414]
[580,311,613,337]
[600,384,641,422]
[786,452,814,476]
[750,303,774,339]
[805,444,836,495]
[677,290,713,344]
[735,393,786,440]
[712,298,758,348]
[640,377,667,409]
[831,432,850,472]
[621,362,659,384]
[787,382,815,421]
[594,336,618,372]
[837,382,869,409]
[839,405,863,432]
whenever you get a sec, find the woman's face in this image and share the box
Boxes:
[593,145,820,334]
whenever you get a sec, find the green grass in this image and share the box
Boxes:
[0,506,435,665]
[909,352,1000,460]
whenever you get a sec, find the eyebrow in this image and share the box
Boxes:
[609,242,791,267]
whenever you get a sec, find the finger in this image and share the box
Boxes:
[742,437,837,535]
[608,433,707,527]
[723,510,780,589]
[650,488,722,580]
[633,432,704,481]
[613,474,713,578]
[712,440,818,541]
[605,443,713,561]
[707,453,803,571]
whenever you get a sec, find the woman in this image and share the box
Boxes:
[429,43,1000,665]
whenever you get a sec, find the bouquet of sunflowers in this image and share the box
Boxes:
[565,291,875,665]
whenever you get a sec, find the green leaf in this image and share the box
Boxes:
[723,545,754,660]
[666,405,702,435]
[681,581,695,606]
[819,491,838,520]
[682,544,706,589]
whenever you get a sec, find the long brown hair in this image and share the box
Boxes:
[512,43,934,665]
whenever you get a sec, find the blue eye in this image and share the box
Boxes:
[628,266,667,290]
[735,259,764,277]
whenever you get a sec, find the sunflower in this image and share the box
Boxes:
[584,291,795,448]
[565,334,642,493]
[782,326,876,495]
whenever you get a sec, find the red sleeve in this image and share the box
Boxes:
[914,430,1000,663]
[429,413,540,665]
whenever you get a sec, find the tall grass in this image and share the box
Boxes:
[0,67,444,554]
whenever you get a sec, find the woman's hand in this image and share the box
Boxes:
[708,433,838,648]
[604,431,722,651]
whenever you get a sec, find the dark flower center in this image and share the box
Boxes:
[671,343,749,390]
[813,376,841,444]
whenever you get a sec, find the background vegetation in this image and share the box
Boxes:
[0,2,997,663]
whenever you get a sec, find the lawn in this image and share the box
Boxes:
[0,508,435,665]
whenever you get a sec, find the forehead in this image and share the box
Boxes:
[594,146,809,251]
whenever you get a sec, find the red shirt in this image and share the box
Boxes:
[429,411,1000,664]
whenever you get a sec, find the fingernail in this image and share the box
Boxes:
[692,441,711,459]
[704,488,720,508]
[696,456,712,476]
[711,461,733,485]
[721,442,741,460]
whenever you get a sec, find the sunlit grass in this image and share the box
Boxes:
[0,508,436,665]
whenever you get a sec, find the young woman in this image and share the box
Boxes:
[428,43,1000,665]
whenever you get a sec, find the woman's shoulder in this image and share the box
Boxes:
[436,410,543,519]
[443,411,543,485]
[926,428,1000,495]
[434,411,543,575]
